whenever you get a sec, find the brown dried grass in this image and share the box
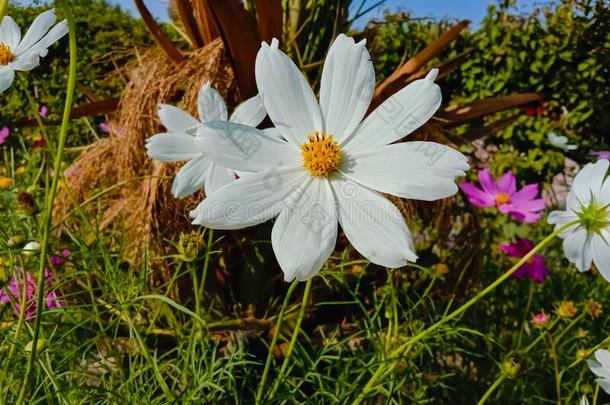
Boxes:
[54,39,236,267]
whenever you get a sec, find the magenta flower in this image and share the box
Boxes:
[591,151,610,160]
[499,239,549,283]
[39,105,48,118]
[50,248,71,267]
[99,122,112,133]
[532,312,551,327]
[0,127,9,145]
[460,169,546,223]
[0,268,65,319]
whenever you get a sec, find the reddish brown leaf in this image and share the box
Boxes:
[133,0,184,63]
[208,0,261,99]
[437,93,543,126]
[192,0,220,44]
[176,0,203,47]
[255,0,283,43]
[370,20,470,110]
[18,98,120,127]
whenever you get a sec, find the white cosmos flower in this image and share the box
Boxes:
[547,132,577,151]
[548,159,610,279]
[190,35,469,282]
[145,82,267,197]
[587,349,610,395]
[0,9,68,93]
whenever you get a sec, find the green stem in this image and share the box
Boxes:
[516,282,534,348]
[568,335,610,369]
[15,8,76,405]
[197,229,214,309]
[268,278,313,399]
[0,0,8,22]
[477,374,507,405]
[548,334,562,405]
[255,280,299,405]
[354,220,578,403]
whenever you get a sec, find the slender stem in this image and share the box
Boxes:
[354,221,578,403]
[548,334,562,405]
[477,374,507,405]
[568,335,610,369]
[255,280,299,405]
[197,229,214,307]
[15,8,76,405]
[269,278,313,399]
[516,282,534,348]
[0,0,8,22]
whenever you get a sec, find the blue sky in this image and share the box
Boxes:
[17,0,548,27]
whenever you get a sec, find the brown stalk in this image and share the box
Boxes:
[133,0,184,63]
[208,0,261,99]
[370,20,470,110]
[255,0,283,43]
[436,93,542,126]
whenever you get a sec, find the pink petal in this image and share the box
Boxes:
[0,127,9,144]
[478,168,498,195]
[460,182,495,207]
[509,209,543,223]
[497,171,517,195]
[511,183,541,203]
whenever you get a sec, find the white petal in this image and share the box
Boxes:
[597,378,610,395]
[341,141,469,200]
[204,163,236,194]
[319,34,375,142]
[271,177,338,281]
[562,228,593,272]
[588,360,610,378]
[591,229,610,282]
[33,19,67,55]
[158,104,199,134]
[14,9,57,55]
[10,53,39,71]
[190,167,309,229]
[262,127,284,140]
[197,82,228,122]
[171,155,212,198]
[0,67,15,93]
[600,172,610,206]
[331,176,417,267]
[595,350,610,368]
[344,69,441,152]
[255,38,323,145]
[0,17,21,49]
[568,160,609,210]
[145,133,205,162]
[194,120,301,172]
[229,94,266,126]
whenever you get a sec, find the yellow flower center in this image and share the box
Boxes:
[495,192,510,205]
[0,43,15,66]
[300,131,341,176]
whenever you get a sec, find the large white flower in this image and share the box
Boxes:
[548,159,610,280]
[0,9,68,93]
[146,82,267,197]
[587,349,610,395]
[189,35,469,282]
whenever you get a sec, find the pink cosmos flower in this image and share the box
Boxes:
[0,268,65,319]
[50,248,71,267]
[39,105,48,118]
[591,151,610,160]
[460,169,546,223]
[532,312,550,327]
[499,239,550,283]
[99,122,112,133]
[0,127,9,145]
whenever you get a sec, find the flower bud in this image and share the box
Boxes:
[25,338,47,354]
[532,312,551,328]
[7,235,24,248]
[556,300,578,318]
[22,241,41,256]
[501,358,521,378]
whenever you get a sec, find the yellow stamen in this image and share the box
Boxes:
[300,131,341,176]
[0,43,15,66]
[495,192,510,205]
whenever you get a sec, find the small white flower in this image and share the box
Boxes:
[190,35,469,282]
[587,349,610,395]
[548,159,610,279]
[580,395,589,405]
[145,82,267,197]
[0,9,68,93]
[547,132,577,151]
[22,241,41,256]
